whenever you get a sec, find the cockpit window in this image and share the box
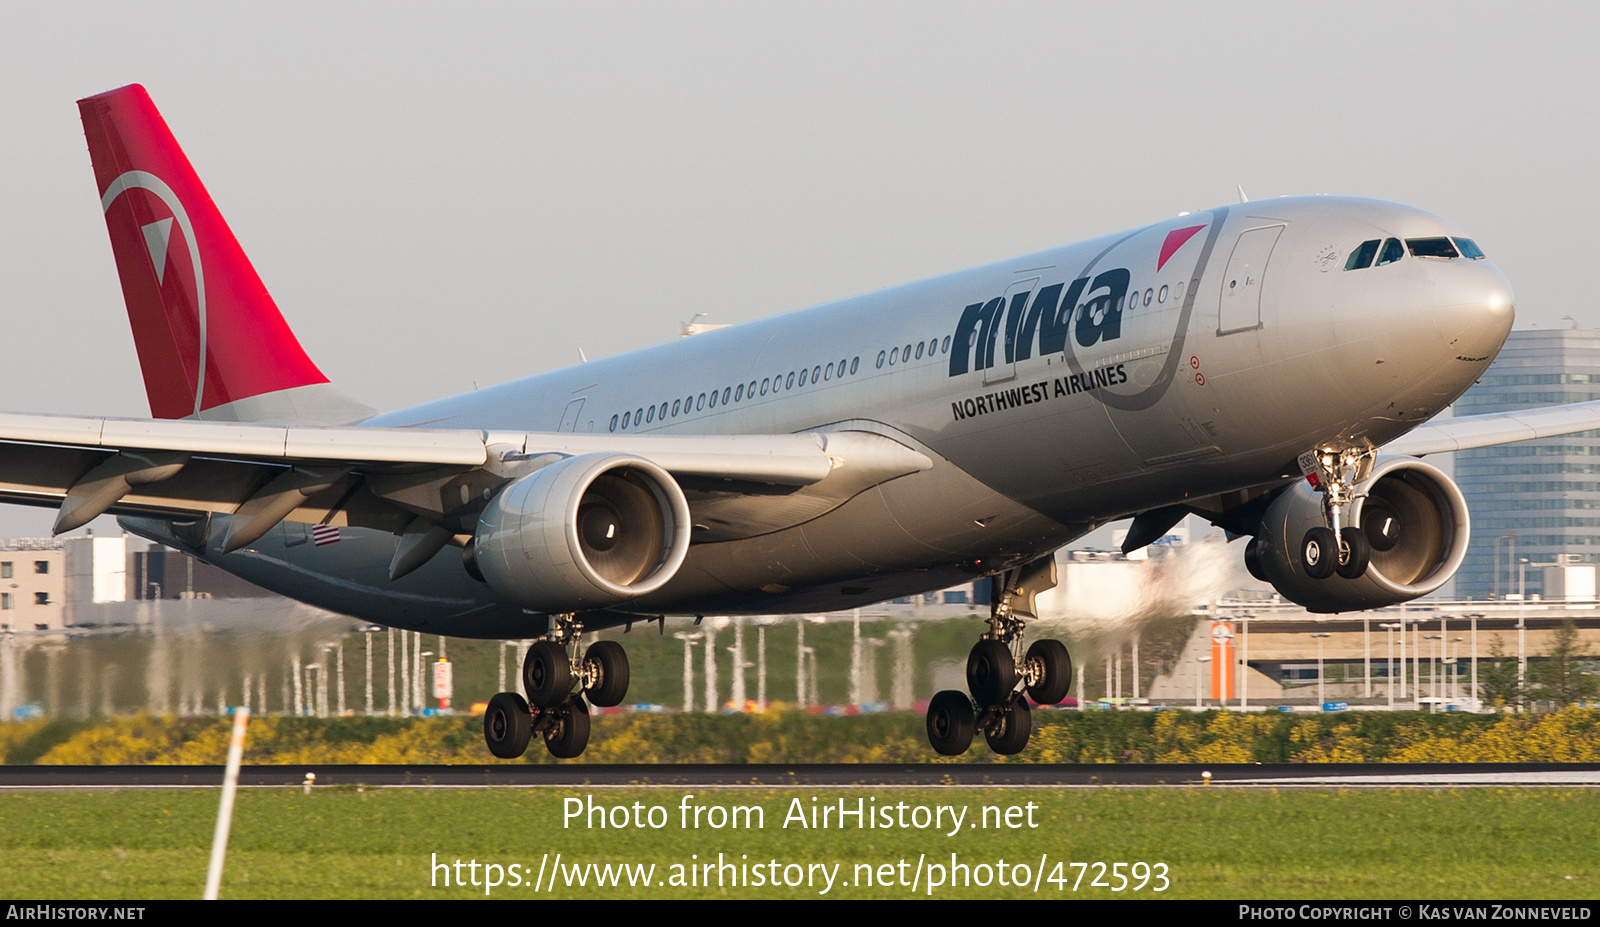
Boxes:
[1345,239,1380,270]
[1406,237,1460,259]
[1453,237,1486,260]
[1376,238,1405,266]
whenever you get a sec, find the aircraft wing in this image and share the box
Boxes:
[1382,399,1600,456]
[0,411,931,552]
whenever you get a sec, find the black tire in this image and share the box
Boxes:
[985,698,1033,755]
[1335,526,1372,579]
[1302,526,1337,579]
[584,640,630,708]
[1025,639,1073,705]
[544,696,591,759]
[967,639,1016,705]
[926,690,975,756]
[483,691,531,759]
[523,640,572,708]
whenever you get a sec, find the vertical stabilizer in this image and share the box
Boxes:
[78,84,372,424]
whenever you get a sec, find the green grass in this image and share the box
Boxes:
[1,787,1595,899]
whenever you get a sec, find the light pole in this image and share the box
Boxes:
[1311,633,1331,706]
[1469,613,1481,702]
[1240,613,1251,710]
[1494,533,1518,598]
[1447,637,1464,703]
[1517,615,1527,709]
[672,632,699,712]
[1194,655,1211,709]
[1363,616,1371,699]
[1379,622,1401,709]
[1433,634,1446,714]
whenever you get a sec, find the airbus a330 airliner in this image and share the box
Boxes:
[4,84,1596,759]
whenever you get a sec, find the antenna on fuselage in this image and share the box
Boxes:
[1236,184,1250,204]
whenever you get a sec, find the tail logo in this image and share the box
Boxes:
[140,217,175,284]
[101,170,208,417]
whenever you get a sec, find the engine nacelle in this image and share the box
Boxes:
[1252,456,1469,613]
[473,453,691,613]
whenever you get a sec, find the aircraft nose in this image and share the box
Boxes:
[1431,261,1514,360]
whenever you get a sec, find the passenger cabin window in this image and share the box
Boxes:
[1453,237,1486,259]
[1406,237,1459,259]
[1345,240,1380,270]
[1376,238,1405,266]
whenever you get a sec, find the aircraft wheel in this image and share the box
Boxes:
[483,691,531,759]
[985,698,1033,755]
[967,639,1016,705]
[544,696,591,759]
[584,640,630,708]
[1301,527,1337,580]
[523,640,572,708]
[926,690,975,756]
[1335,526,1372,580]
[1025,639,1073,705]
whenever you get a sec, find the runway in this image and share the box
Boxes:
[2,763,1598,789]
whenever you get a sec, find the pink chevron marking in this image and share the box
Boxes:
[1158,225,1206,272]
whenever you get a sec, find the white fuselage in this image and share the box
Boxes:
[146,196,1512,637]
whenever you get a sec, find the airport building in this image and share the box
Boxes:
[0,533,278,633]
[0,540,66,631]
[1451,328,1600,600]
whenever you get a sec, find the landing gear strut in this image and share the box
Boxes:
[483,614,631,759]
[1298,446,1375,581]
[926,557,1073,757]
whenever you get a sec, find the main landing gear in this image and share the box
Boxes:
[926,559,1073,757]
[482,614,630,760]
[1298,446,1375,582]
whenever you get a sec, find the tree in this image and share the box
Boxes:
[1477,633,1526,712]
[1531,621,1600,708]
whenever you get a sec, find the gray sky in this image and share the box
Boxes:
[0,1,1593,539]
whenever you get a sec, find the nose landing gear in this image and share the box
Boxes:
[483,614,632,760]
[1298,446,1376,581]
[926,557,1073,757]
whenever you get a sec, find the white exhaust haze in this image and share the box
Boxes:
[1032,537,1245,650]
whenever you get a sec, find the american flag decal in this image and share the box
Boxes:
[312,525,341,546]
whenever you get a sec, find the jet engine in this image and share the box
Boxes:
[1248,456,1469,612]
[472,453,691,613]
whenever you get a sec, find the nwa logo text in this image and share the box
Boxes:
[949,268,1130,377]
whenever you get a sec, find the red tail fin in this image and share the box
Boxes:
[78,85,364,423]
